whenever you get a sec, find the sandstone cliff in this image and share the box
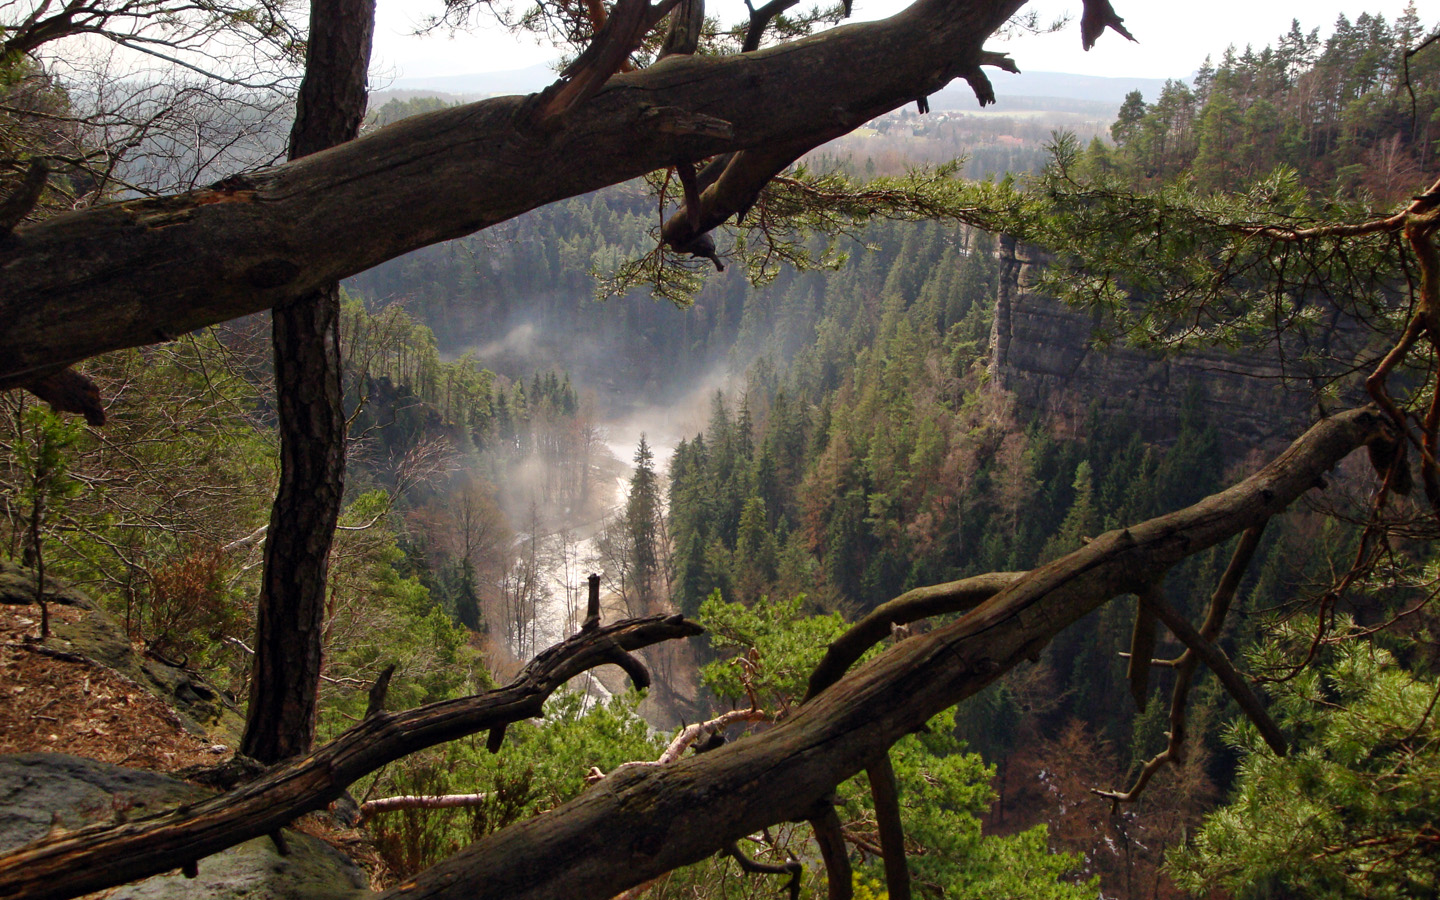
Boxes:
[987,235,1352,458]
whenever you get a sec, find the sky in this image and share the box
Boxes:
[369,0,1425,83]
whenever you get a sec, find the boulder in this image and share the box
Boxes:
[0,753,372,900]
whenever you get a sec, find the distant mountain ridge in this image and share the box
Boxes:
[384,64,1172,108]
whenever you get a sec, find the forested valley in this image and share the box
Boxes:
[3,4,1440,900]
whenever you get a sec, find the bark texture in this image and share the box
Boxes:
[240,0,375,764]
[0,0,1025,390]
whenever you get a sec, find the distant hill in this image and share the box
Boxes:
[387,63,556,97]
[385,63,1173,111]
[990,70,1171,103]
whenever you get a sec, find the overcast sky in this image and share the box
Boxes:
[370,0,1425,83]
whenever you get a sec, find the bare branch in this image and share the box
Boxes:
[0,0,1027,388]
[809,803,853,900]
[1097,523,1268,804]
[1078,0,1134,50]
[805,571,1023,702]
[1127,582,1160,711]
[357,791,492,824]
[868,752,911,900]
[0,159,47,233]
[724,839,802,899]
[1144,594,1287,757]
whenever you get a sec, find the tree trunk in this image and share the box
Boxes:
[239,0,374,764]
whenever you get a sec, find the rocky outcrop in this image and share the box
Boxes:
[0,560,244,742]
[0,753,371,900]
[987,235,1347,457]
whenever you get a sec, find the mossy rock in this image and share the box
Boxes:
[1,561,244,744]
[0,753,372,900]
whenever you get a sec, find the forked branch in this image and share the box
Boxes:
[805,571,1024,701]
[724,839,802,900]
[1099,523,1267,804]
[1146,596,1287,757]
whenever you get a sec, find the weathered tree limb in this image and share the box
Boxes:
[536,0,683,122]
[583,572,602,631]
[0,407,1383,900]
[867,751,911,900]
[23,368,106,426]
[0,0,1031,390]
[0,614,701,900]
[1079,0,1135,50]
[1126,582,1160,711]
[1098,522,1267,804]
[805,571,1024,701]
[357,792,492,824]
[0,160,47,235]
[323,407,1384,900]
[659,0,704,58]
[809,804,854,900]
[661,138,835,252]
[586,708,769,789]
[365,663,397,719]
[724,839,802,900]
[1144,594,1287,757]
[740,0,801,52]
[1,412,1383,900]
[656,708,768,764]
[658,46,1021,250]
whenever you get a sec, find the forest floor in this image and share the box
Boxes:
[0,602,222,771]
[0,599,393,892]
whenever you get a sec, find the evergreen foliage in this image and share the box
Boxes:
[1169,622,1440,898]
[1100,6,1437,197]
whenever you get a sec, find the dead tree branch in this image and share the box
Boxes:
[724,839,802,900]
[805,571,1024,701]
[0,613,702,900]
[1146,595,1287,757]
[1098,522,1267,803]
[657,708,768,764]
[0,0,1028,390]
[1127,582,1160,710]
[867,751,911,900]
[357,792,492,824]
[809,803,854,900]
[0,409,1391,900]
[320,406,1384,900]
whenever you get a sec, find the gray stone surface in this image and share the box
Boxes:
[987,235,1350,458]
[0,753,372,900]
[0,753,203,850]
[108,833,372,900]
[0,560,93,609]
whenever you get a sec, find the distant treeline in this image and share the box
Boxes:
[1098,8,1437,198]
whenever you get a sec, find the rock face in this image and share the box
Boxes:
[987,235,1333,458]
[0,753,372,900]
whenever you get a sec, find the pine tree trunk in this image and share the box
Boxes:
[240,0,374,764]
